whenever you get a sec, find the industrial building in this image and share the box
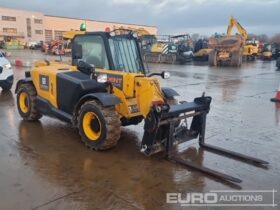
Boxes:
[0,7,158,43]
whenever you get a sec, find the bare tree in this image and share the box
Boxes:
[257,34,269,42]
[270,34,280,43]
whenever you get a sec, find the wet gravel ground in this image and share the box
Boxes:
[0,50,280,210]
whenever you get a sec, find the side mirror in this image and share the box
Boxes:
[72,42,83,60]
[161,71,170,79]
[0,66,3,73]
[77,60,95,76]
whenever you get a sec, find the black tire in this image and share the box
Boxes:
[173,54,177,64]
[277,58,280,69]
[77,100,121,150]
[208,50,217,66]
[1,83,12,91]
[16,83,42,121]
[231,51,242,67]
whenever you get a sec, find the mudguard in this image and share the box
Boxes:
[15,78,33,93]
[78,92,121,107]
[161,87,179,98]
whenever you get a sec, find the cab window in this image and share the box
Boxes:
[109,36,143,73]
[74,35,109,69]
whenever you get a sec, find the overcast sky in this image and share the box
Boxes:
[0,0,279,36]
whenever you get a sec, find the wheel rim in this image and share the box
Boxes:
[82,112,101,141]
[19,92,29,113]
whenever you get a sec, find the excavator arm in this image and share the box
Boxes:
[227,16,248,40]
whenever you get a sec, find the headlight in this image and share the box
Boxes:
[162,71,170,79]
[97,74,107,83]
[3,63,12,69]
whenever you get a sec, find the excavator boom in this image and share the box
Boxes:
[227,16,248,40]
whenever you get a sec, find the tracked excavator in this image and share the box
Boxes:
[16,29,268,184]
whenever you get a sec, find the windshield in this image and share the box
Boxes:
[74,35,109,69]
[109,36,143,73]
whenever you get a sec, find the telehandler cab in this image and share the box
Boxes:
[16,30,268,183]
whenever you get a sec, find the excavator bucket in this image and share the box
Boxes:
[141,95,268,184]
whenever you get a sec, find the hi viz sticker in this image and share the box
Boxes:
[96,72,123,89]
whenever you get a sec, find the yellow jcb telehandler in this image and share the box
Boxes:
[16,29,268,183]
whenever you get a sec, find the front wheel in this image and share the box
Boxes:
[77,100,121,150]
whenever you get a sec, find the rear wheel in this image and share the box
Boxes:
[77,100,121,150]
[16,83,42,121]
[208,50,217,66]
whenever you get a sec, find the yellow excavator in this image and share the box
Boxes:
[227,16,259,61]
[62,30,85,54]
[62,23,87,55]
